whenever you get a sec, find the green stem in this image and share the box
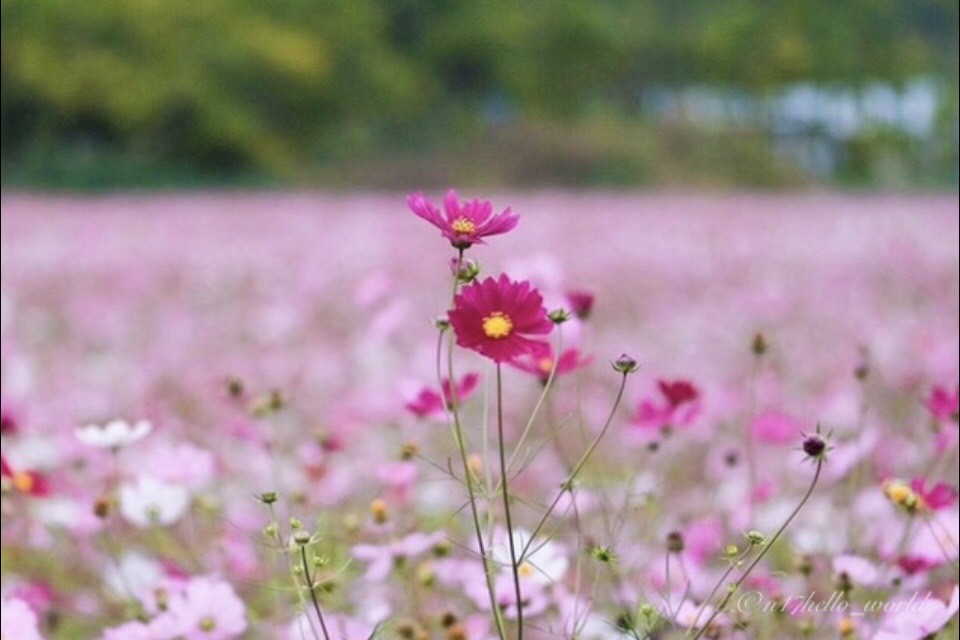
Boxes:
[500,330,565,485]
[497,364,525,640]
[689,459,824,640]
[442,252,508,640]
[520,373,630,562]
[300,546,332,640]
[686,546,756,632]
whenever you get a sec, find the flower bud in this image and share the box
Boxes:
[451,258,481,284]
[293,531,312,547]
[370,498,389,524]
[802,434,828,460]
[548,308,572,325]
[612,354,640,375]
[746,530,767,547]
[258,492,279,506]
[666,531,685,554]
[752,333,768,357]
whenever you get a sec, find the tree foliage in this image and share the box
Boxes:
[2,0,957,184]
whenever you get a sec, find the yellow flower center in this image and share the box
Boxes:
[884,480,921,512]
[838,618,856,637]
[482,312,513,339]
[451,217,477,235]
[12,471,35,494]
[518,562,536,579]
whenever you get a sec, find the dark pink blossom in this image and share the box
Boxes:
[509,347,592,383]
[405,373,480,418]
[911,478,958,511]
[1,456,50,498]
[408,190,519,250]
[751,411,802,445]
[927,385,959,423]
[634,379,703,431]
[448,275,553,364]
[565,290,595,320]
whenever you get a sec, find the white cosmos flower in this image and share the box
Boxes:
[492,528,569,587]
[119,476,189,528]
[76,420,153,450]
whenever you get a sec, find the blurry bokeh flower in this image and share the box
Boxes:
[873,587,959,640]
[119,476,190,528]
[1,456,50,497]
[565,290,595,321]
[0,597,44,640]
[405,373,480,418]
[509,346,592,383]
[353,531,446,582]
[910,478,958,511]
[634,379,703,431]
[167,577,248,640]
[927,385,960,423]
[76,419,153,450]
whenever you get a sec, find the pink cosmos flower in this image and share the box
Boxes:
[288,613,378,640]
[405,373,480,418]
[1,455,50,497]
[898,556,939,576]
[1,597,43,640]
[911,478,958,511]
[166,577,248,640]
[873,587,959,640]
[633,380,703,431]
[1,401,20,434]
[100,616,181,640]
[509,347,592,383]
[353,532,446,582]
[832,554,882,588]
[927,385,960,423]
[407,190,519,250]
[565,290,595,320]
[751,411,802,445]
[448,275,554,364]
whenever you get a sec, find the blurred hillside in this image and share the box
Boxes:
[2,0,957,190]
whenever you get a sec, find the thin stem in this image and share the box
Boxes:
[497,364,525,640]
[924,516,960,576]
[441,252,508,640]
[689,459,824,640]
[501,329,565,484]
[300,546,332,640]
[745,357,761,510]
[687,546,757,632]
[520,373,630,562]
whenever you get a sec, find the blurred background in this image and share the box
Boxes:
[1,0,958,191]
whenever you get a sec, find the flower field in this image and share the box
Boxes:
[1,191,958,639]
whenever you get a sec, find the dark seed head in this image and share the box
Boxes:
[802,434,827,459]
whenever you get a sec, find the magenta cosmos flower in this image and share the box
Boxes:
[510,347,592,383]
[408,190,520,250]
[927,385,959,423]
[634,379,702,431]
[448,275,553,363]
[405,373,480,418]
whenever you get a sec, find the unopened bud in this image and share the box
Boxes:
[752,333,768,356]
[666,531,685,554]
[548,308,572,325]
[370,498,389,524]
[613,354,640,375]
[746,530,767,547]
